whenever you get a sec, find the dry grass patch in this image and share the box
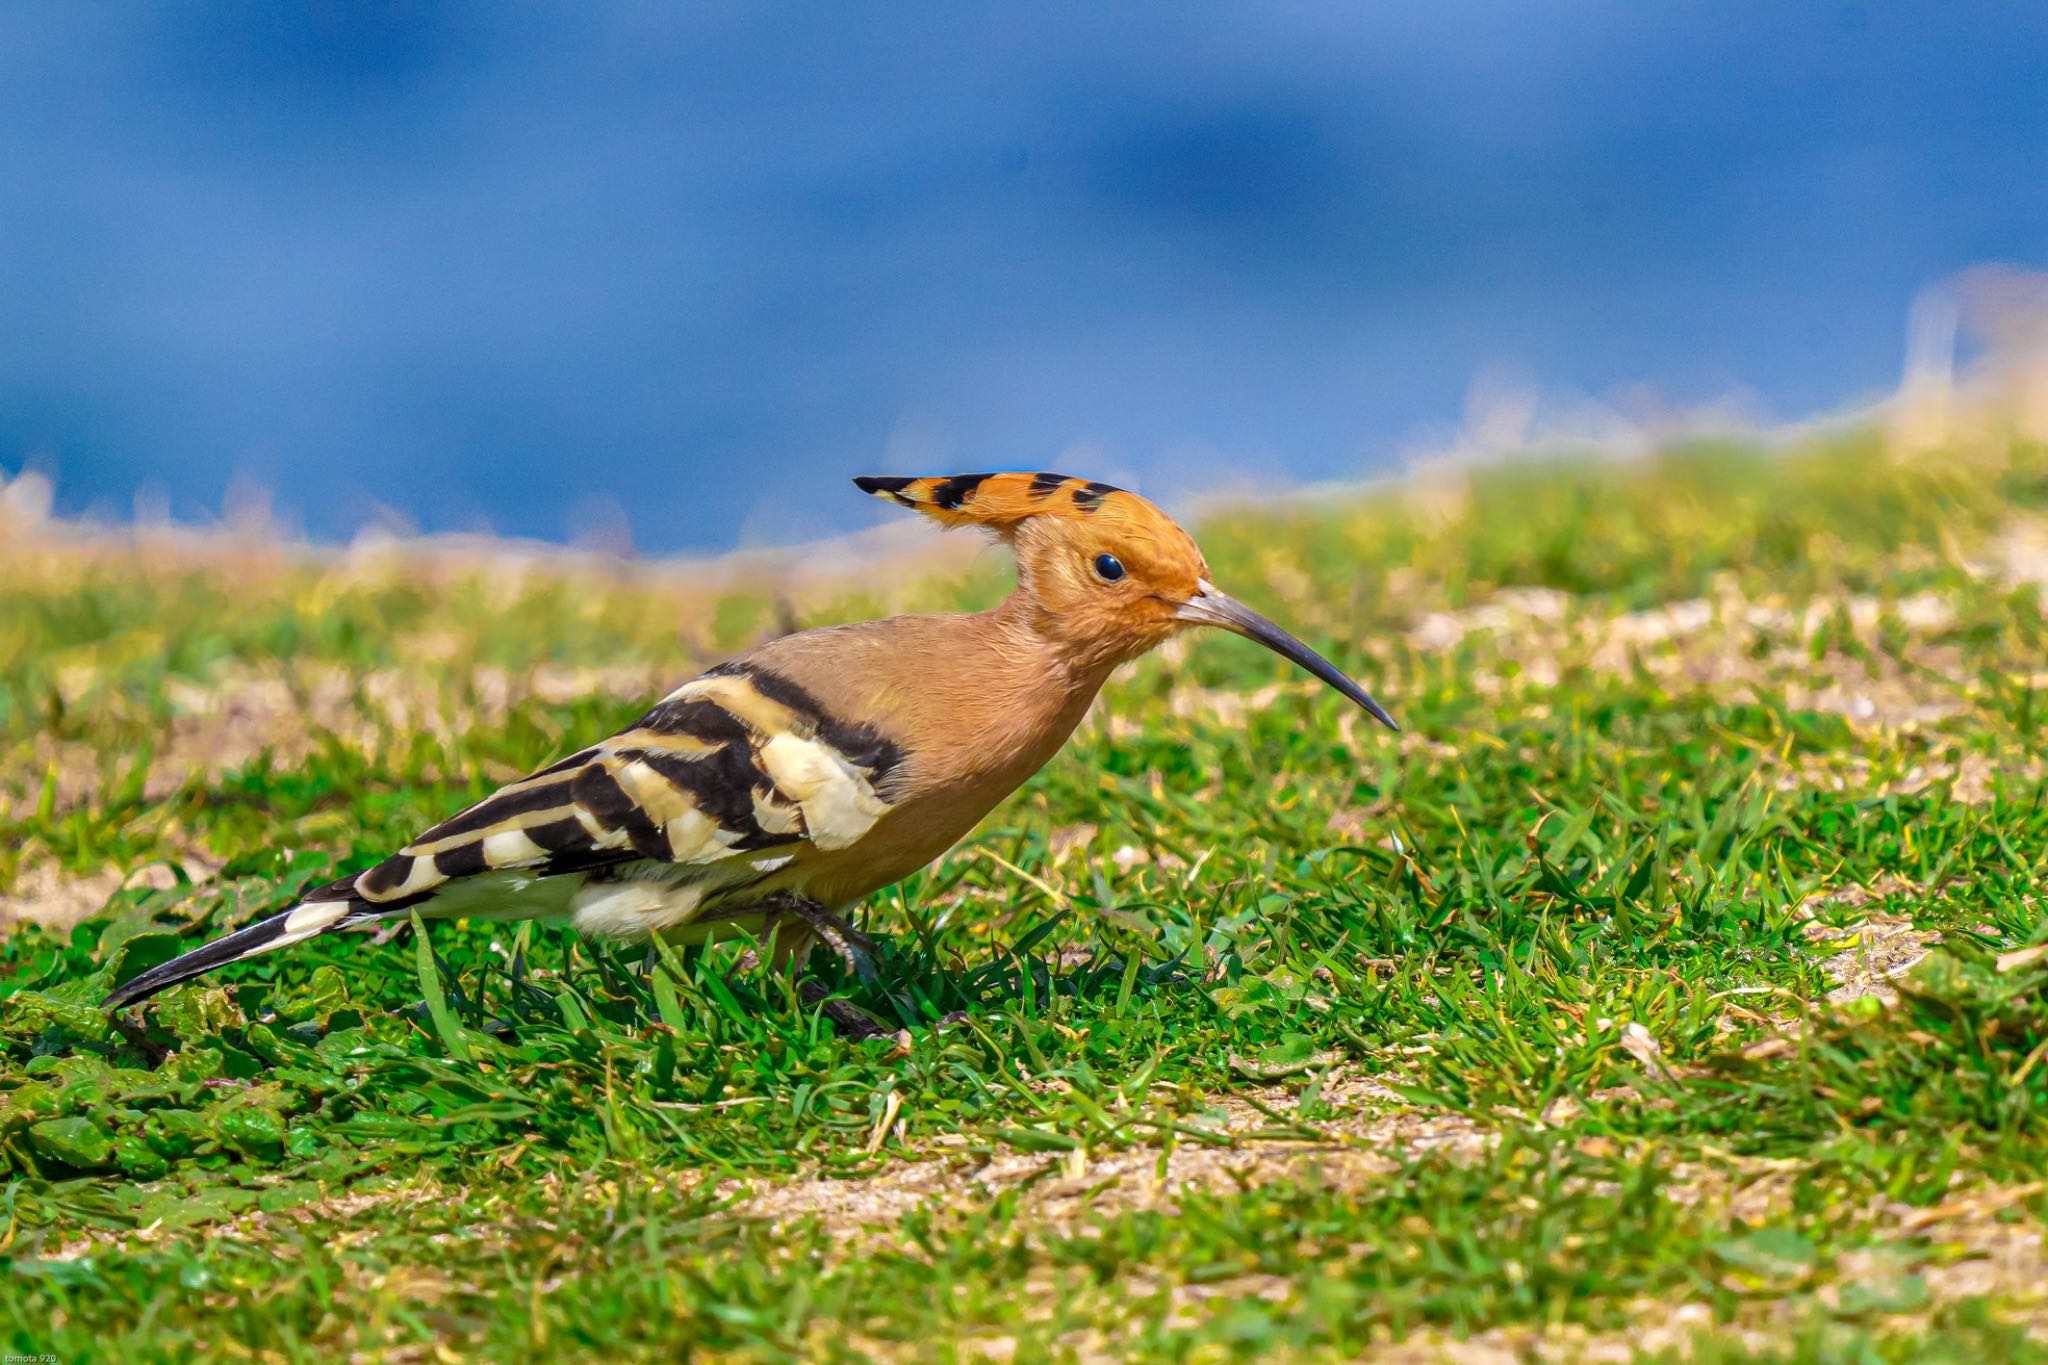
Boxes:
[727,1072,1492,1245]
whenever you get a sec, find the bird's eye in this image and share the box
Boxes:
[1093,553,1126,582]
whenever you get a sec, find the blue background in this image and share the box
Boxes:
[2,3,2043,551]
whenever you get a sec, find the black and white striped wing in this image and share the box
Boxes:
[322,663,908,916]
[106,663,907,1007]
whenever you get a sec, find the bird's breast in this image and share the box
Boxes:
[735,609,1114,907]
[800,691,1102,906]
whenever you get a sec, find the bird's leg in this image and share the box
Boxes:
[767,895,882,985]
[754,895,894,1039]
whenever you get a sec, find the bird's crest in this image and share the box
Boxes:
[854,472,1149,532]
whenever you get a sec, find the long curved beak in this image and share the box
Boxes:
[1175,581,1400,732]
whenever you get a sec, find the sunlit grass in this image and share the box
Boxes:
[2,433,2046,1360]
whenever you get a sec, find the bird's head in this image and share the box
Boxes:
[854,473,1398,730]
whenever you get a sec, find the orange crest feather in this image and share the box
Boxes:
[853,472,1140,530]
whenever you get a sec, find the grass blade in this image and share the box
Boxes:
[410,910,473,1062]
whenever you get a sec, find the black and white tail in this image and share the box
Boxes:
[104,899,370,1009]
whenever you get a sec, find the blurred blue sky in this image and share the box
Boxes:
[2,3,2043,551]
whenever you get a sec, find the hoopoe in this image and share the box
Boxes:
[107,473,1396,1013]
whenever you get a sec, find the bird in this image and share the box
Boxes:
[106,473,1397,1015]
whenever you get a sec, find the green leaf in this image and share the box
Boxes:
[1230,1033,1320,1080]
[1710,1227,1816,1281]
[409,911,472,1062]
[648,934,694,1034]
[28,1115,115,1169]
[1836,1273,1931,1317]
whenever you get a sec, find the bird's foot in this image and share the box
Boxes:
[110,1014,171,1066]
[796,979,897,1041]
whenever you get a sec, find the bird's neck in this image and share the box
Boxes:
[884,596,1116,792]
[989,588,1132,683]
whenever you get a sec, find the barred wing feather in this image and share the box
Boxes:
[105,662,905,1007]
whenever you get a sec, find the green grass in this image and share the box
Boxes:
[2,434,2047,1361]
